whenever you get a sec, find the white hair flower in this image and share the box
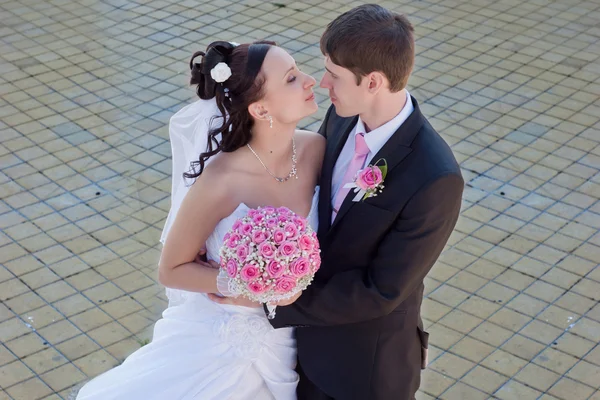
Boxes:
[211,62,232,83]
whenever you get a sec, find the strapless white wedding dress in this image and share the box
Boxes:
[76,188,319,400]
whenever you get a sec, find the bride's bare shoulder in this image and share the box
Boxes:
[295,130,326,178]
[185,154,238,213]
[295,129,325,155]
[295,129,324,139]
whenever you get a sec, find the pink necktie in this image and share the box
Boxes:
[332,133,369,222]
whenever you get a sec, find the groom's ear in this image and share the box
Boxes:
[366,71,387,94]
[248,102,269,122]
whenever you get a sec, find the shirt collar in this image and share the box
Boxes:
[354,90,414,155]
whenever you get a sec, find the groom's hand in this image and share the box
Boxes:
[203,259,219,269]
[207,293,262,308]
[192,251,218,271]
[194,248,208,264]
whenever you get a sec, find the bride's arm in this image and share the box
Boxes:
[158,167,234,293]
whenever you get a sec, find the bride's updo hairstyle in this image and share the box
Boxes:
[184,40,276,179]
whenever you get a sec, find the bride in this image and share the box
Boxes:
[76,40,324,399]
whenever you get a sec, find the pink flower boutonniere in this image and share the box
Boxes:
[343,159,388,202]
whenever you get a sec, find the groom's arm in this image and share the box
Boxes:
[270,173,464,328]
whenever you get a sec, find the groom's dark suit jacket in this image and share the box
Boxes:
[268,97,464,400]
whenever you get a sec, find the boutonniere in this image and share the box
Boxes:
[343,159,388,202]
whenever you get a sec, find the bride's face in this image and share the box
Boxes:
[258,47,318,125]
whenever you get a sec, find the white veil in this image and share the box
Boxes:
[161,41,239,245]
[160,98,222,245]
[160,98,223,307]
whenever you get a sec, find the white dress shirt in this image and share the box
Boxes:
[331,90,414,204]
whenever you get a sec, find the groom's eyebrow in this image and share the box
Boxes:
[325,67,337,77]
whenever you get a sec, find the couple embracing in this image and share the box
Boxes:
[76,4,463,400]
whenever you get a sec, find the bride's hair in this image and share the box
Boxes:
[184,40,276,179]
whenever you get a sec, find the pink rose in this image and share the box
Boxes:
[284,222,298,239]
[240,223,253,236]
[231,220,242,232]
[248,209,258,217]
[290,257,310,277]
[223,232,231,242]
[272,229,286,245]
[298,234,314,252]
[356,166,383,190]
[248,281,267,294]
[277,207,291,215]
[259,242,275,258]
[277,214,290,224]
[226,259,238,278]
[240,263,260,281]
[263,206,276,214]
[309,252,321,271]
[266,218,278,229]
[252,230,268,244]
[266,260,285,278]
[312,232,320,249]
[293,217,307,232]
[252,213,265,225]
[227,233,241,248]
[275,276,297,293]
[278,241,297,258]
[236,244,249,261]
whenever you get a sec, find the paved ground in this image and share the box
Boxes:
[0,0,599,399]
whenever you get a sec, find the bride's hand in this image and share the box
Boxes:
[207,293,261,308]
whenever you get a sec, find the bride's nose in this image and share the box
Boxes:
[304,73,316,88]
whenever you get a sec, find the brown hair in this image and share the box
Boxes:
[185,40,276,179]
[320,4,414,92]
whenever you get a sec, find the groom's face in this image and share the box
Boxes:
[320,56,368,117]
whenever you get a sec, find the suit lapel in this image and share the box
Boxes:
[317,116,357,238]
[328,96,425,234]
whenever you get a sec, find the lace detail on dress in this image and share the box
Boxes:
[213,313,272,360]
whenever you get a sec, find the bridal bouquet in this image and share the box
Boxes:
[219,206,321,314]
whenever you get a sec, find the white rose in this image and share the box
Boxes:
[211,62,232,83]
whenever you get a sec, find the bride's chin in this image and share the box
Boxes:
[287,104,319,124]
[304,102,319,116]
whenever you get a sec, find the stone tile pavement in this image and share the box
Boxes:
[0,0,599,398]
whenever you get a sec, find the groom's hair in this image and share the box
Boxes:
[320,4,414,92]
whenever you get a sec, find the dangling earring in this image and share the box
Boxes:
[268,115,273,129]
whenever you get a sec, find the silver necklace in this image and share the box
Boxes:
[247,138,298,183]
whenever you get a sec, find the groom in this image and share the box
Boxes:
[213,4,464,399]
